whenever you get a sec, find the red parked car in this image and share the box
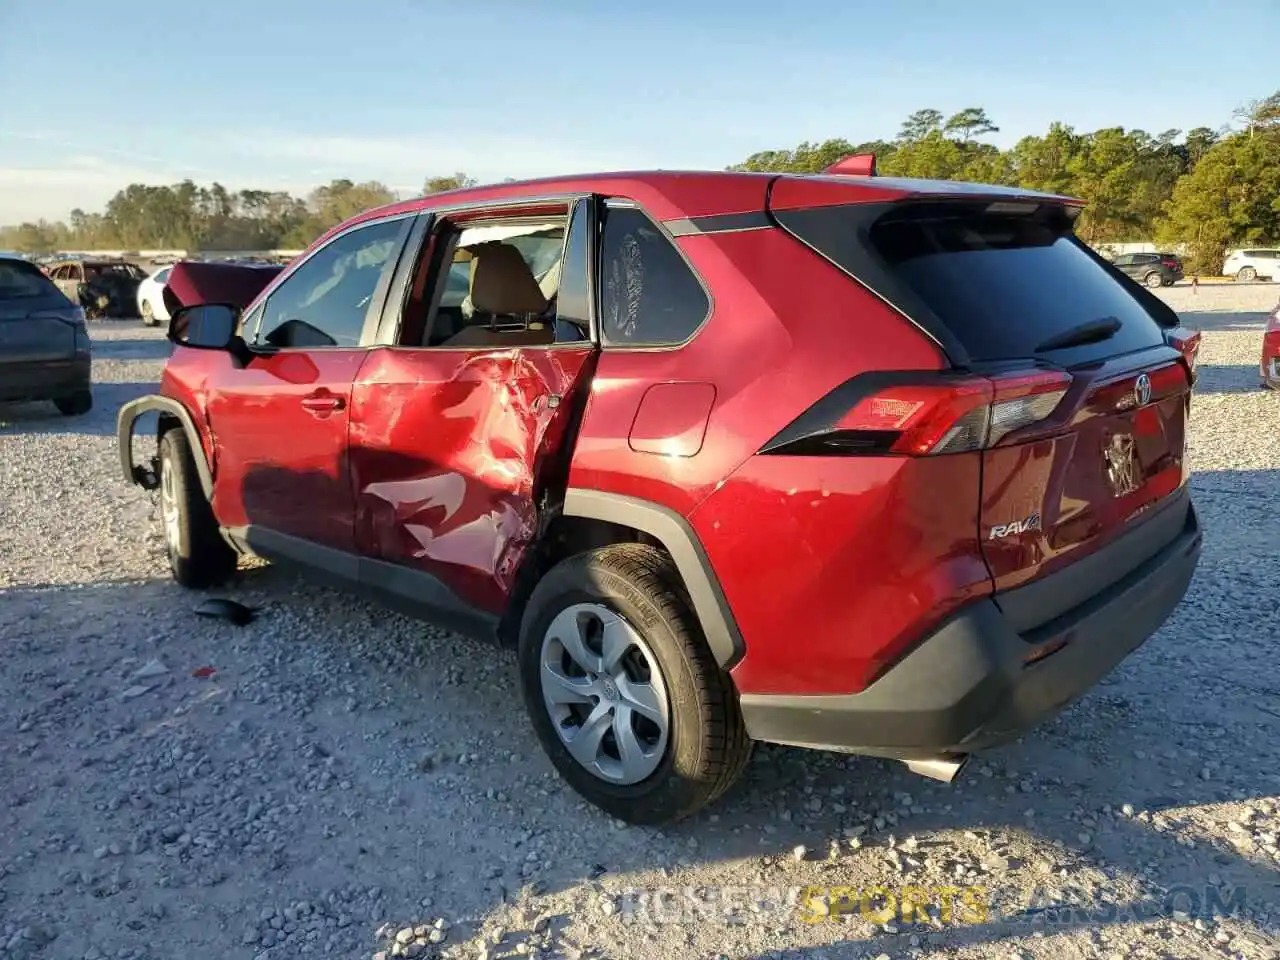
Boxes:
[117,159,1204,824]
[1263,298,1280,389]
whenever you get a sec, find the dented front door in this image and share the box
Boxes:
[348,344,595,616]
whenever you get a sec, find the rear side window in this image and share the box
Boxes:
[868,208,1168,363]
[598,204,709,347]
[0,259,60,299]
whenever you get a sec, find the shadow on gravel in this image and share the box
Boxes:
[188,451,1280,957]
[0,381,159,438]
[91,338,174,361]
[14,455,1273,959]
[1179,310,1270,333]
[1193,365,1268,396]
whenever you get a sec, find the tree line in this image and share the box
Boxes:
[731,93,1280,273]
[0,173,480,256]
[3,93,1277,273]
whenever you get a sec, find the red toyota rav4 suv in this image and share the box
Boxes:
[118,160,1204,824]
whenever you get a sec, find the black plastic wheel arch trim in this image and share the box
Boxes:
[561,488,745,669]
[117,395,213,499]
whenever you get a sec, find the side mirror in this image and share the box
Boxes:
[168,303,240,351]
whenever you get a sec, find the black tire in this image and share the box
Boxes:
[158,428,236,588]
[1144,271,1163,289]
[54,390,92,416]
[518,544,752,825]
[1238,267,1257,282]
[140,301,160,327]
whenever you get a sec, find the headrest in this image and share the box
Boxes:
[468,242,548,315]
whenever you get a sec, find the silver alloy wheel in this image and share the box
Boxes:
[539,602,671,785]
[160,451,181,556]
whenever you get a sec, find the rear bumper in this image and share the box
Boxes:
[738,500,1202,758]
[0,358,90,403]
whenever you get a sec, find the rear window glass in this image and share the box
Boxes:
[0,259,59,299]
[869,210,1167,362]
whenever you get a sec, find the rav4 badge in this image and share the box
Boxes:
[988,514,1042,540]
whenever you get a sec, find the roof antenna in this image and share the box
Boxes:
[823,153,877,177]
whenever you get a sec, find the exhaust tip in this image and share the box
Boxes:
[904,754,970,783]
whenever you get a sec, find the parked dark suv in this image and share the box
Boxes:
[118,159,1204,824]
[1111,251,1184,288]
[0,253,93,415]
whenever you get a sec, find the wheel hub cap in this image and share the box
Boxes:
[160,456,180,554]
[539,602,671,785]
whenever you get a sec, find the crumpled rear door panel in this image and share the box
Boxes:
[349,344,595,615]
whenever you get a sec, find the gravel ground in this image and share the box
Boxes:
[1,285,1277,960]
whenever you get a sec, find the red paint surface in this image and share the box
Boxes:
[979,359,1190,593]
[628,382,716,457]
[567,227,944,515]
[696,454,991,696]
[1263,304,1280,387]
[200,349,367,552]
[165,261,283,311]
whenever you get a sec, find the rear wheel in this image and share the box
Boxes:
[54,390,92,416]
[158,429,236,588]
[518,544,752,825]
[1144,271,1163,288]
[140,301,160,326]
[1238,267,1258,282]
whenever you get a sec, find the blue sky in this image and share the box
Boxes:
[1,0,1275,223]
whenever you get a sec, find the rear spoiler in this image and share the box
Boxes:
[823,153,878,177]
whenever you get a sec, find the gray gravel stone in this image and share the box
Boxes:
[0,295,1276,960]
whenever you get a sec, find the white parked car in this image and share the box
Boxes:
[136,265,174,326]
[1222,248,1280,282]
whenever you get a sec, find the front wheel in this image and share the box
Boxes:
[518,544,752,825]
[140,301,160,327]
[158,429,237,588]
[1238,267,1258,282]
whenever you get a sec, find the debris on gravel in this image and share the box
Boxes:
[0,296,1278,960]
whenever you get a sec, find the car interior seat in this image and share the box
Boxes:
[437,242,555,347]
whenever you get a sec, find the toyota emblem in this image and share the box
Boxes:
[1134,373,1152,407]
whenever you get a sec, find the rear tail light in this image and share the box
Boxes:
[1166,325,1201,377]
[765,369,1072,457]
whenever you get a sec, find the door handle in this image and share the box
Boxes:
[301,393,345,413]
